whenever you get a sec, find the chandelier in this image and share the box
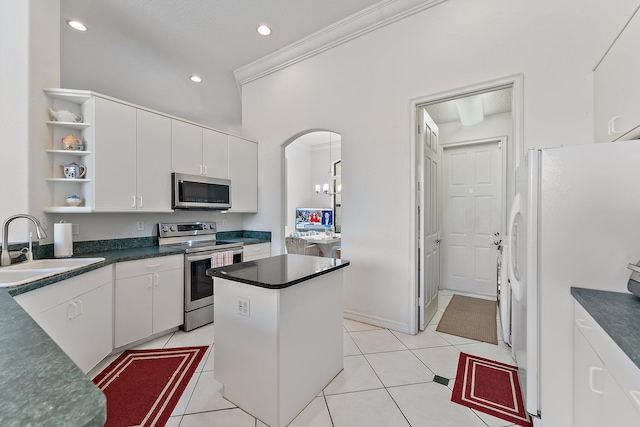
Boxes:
[315,132,341,196]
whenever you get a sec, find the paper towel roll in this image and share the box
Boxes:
[54,222,73,258]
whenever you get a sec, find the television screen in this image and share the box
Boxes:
[295,208,333,230]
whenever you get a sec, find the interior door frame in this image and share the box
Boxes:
[408,73,523,334]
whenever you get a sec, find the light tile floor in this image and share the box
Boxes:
[89,290,517,427]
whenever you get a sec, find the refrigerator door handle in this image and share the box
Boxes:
[507,193,524,302]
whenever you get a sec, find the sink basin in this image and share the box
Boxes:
[0,257,105,288]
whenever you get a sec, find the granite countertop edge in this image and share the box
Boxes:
[7,235,271,297]
[571,287,640,369]
[208,255,350,290]
[0,289,106,426]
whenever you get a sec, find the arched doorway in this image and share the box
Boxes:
[282,130,342,256]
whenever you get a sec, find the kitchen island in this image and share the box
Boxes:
[207,254,349,427]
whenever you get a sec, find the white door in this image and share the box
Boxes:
[418,108,439,330]
[442,140,502,296]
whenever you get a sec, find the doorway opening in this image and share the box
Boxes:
[410,75,522,333]
[282,130,342,257]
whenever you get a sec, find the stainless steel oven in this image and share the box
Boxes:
[158,221,243,331]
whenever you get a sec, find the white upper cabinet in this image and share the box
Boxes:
[229,135,258,212]
[172,120,230,179]
[93,97,137,210]
[136,110,172,210]
[44,89,257,213]
[93,97,172,211]
[594,5,640,143]
[203,128,229,179]
[171,119,203,176]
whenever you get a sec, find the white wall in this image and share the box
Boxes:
[1,0,60,243]
[239,0,639,425]
[285,143,312,235]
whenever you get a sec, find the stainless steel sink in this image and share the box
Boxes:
[0,257,105,288]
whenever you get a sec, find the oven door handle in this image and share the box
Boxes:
[186,248,243,263]
[186,252,215,263]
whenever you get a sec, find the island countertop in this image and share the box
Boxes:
[207,254,349,289]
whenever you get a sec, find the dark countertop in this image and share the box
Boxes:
[0,231,272,426]
[571,287,640,369]
[0,289,106,426]
[207,254,349,289]
[217,230,271,245]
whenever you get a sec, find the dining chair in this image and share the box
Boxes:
[285,236,320,256]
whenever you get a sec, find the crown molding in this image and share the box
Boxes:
[233,0,448,93]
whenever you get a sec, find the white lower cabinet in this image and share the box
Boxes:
[573,301,640,426]
[114,255,183,348]
[243,242,271,262]
[14,267,113,373]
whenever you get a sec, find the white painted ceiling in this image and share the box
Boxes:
[424,87,513,125]
[59,0,382,133]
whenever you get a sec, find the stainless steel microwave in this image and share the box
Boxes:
[171,173,232,210]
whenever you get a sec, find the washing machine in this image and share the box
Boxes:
[497,242,512,346]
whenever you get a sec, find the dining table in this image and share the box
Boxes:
[299,234,341,257]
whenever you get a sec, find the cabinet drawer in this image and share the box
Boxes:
[15,266,111,316]
[243,243,271,262]
[244,242,270,258]
[116,255,183,279]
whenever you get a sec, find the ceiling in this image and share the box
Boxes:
[59,0,383,133]
[424,87,513,125]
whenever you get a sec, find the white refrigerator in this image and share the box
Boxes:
[507,140,640,427]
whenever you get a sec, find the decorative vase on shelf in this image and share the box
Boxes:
[48,107,83,123]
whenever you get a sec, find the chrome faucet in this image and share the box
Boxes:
[1,214,47,266]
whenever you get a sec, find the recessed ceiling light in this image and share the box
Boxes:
[67,20,88,32]
[256,25,272,36]
[189,75,202,83]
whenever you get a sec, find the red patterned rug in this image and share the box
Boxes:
[93,346,207,427]
[451,352,532,427]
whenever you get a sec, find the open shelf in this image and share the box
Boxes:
[46,149,91,156]
[46,121,91,130]
[46,178,92,183]
[43,207,92,213]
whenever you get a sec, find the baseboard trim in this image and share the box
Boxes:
[344,309,411,334]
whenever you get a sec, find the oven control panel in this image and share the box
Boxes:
[158,221,217,238]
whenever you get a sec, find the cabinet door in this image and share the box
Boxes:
[574,326,606,427]
[94,97,137,210]
[137,110,172,210]
[33,282,113,373]
[114,274,153,348]
[594,7,640,142]
[171,120,203,175]
[153,267,184,333]
[202,128,229,178]
[228,135,258,212]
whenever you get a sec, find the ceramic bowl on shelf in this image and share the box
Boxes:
[62,134,84,151]
[65,195,84,207]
